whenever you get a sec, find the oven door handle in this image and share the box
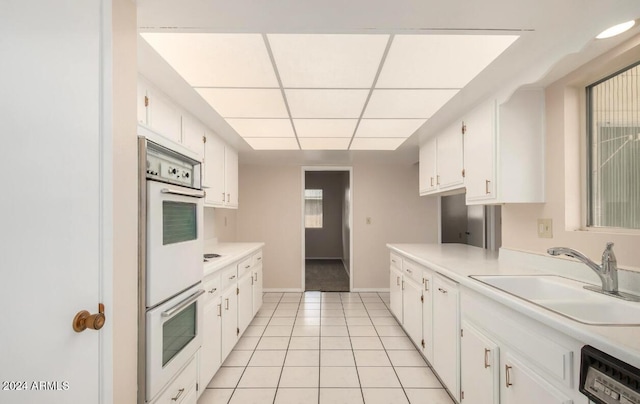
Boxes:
[162,289,205,317]
[161,188,205,199]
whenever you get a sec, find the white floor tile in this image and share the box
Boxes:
[242,325,266,337]
[274,388,319,404]
[256,336,290,350]
[353,350,392,367]
[374,325,406,337]
[234,336,260,351]
[386,350,429,367]
[346,317,373,326]
[199,388,233,404]
[279,366,320,388]
[321,325,349,336]
[368,309,392,317]
[273,309,298,317]
[208,367,244,388]
[295,317,321,326]
[289,336,320,350]
[344,309,369,317]
[320,309,345,317]
[247,350,286,367]
[404,388,454,404]
[320,366,360,387]
[249,317,270,326]
[228,388,276,404]
[371,317,400,326]
[284,350,320,367]
[350,336,384,350]
[321,317,346,326]
[292,325,320,337]
[394,367,442,388]
[321,336,352,350]
[348,325,377,336]
[263,325,293,337]
[269,317,296,326]
[320,302,343,310]
[256,308,275,317]
[237,367,281,388]
[361,388,409,404]
[364,303,388,310]
[299,302,321,309]
[298,309,321,318]
[321,350,356,367]
[277,302,300,310]
[357,366,401,388]
[222,350,253,367]
[380,336,416,350]
[319,388,364,404]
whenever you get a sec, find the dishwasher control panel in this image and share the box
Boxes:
[581,346,640,404]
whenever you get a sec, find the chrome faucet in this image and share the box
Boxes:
[547,242,618,293]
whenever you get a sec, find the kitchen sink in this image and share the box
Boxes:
[471,275,640,326]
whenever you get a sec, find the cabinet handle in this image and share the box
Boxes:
[391,259,396,264]
[424,278,429,291]
[225,298,229,310]
[245,265,251,269]
[485,179,491,194]
[397,276,400,286]
[430,177,434,187]
[208,287,217,294]
[436,175,440,185]
[171,388,185,401]
[402,280,405,290]
[438,288,448,294]
[229,275,236,280]
[254,273,258,282]
[484,348,491,368]
[256,257,262,261]
[217,304,222,316]
[406,268,412,274]
[222,192,225,201]
[227,193,230,202]
[505,365,513,387]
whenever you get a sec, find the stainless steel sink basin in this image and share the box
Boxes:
[471,275,640,326]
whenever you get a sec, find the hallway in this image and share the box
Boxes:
[305,259,350,292]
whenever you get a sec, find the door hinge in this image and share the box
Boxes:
[462,168,466,178]
[420,294,424,303]
[461,121,466,134]
[236,287,239,295]
[144,95,149,107]
[196,383,199,392]
[421,339,425,348]
[202,135,206,143]
[461,390,465,400]
[460,329,464,338]
[236,327,240,336]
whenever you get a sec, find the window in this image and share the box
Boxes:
[587,62,640,230]
[304,189,323,228]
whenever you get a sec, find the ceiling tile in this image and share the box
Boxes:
[243,137,300,150]
[376,34,519,88]
[141,33,278,87]
[293,119,357,138]
[363,89,458,118]
[350,137,408,150]
[226,119,295,138]
[268,34,389,88]
[299,138,351,150]
[286,89,369,118]
[355,119,426,138]
[196,88,288,118]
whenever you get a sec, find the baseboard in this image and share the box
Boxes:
[351,288,390,293]
[263,288,304,293]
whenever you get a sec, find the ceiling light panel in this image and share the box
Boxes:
[299,138,351,150]
[364,89,458,118]
[141,33,278,87]
[286,89,369,118]
[350,137,408,150]
[226,119,295,138]
[244,137,300,150]
[376,34,519,88]
[293,119,357,138]
[356,119,426,138]
[268,34,389,88]
[196,88,288,118]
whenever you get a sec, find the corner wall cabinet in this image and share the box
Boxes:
[419,122,465,196]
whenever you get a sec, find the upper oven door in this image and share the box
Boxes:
[147,180,204,308]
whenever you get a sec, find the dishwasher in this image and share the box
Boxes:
[580,345,640,404]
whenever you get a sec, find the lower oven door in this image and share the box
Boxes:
[146,285,204,402]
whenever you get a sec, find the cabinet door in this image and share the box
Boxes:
[237,271,253,337]
[460,320,499,404]
[419,137,437,194]
[199,298,222,397]
[203,132,225,205]
[421,270,434,363]
[464,100,496,203]
[181,114,205,157]
[137,81,148,125]
[437,123,464,190]
[389,266,403,323]
[224,146,239,208]
[402,277,423,348]
[221,286,238,361]
[147,88,182,144]
[252,264,263,317]
[502,353,572,404]
[433,275,460,401]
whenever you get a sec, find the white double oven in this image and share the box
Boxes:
[139,132,205,403]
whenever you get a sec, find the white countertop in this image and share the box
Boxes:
[203,242,264,277]
[387,243,640,369]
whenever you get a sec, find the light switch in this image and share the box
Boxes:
[537,218,552,238]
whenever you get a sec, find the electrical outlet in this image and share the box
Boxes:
[366,217,372,225]
[537,218,553,238]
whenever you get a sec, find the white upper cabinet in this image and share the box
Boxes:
[224,146,239,208]
[419,122,464,196]
[146,87,182,144]
[464,88,545,204]
[181,113,206,157]
[203,131,226,206]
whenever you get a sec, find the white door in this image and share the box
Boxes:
[460,321,500,404]
[433,275,460,401]
[502,353,572,404]
[252,264,264,316]
[237,270,254,337]
[203,132,225,205]
[402,277,423,348]
[436,124,464,189]
[224,146,239,207]
[0,1,109,403]
[421,271,434,363]
[465,99,497,202]
[389,267,404,323]
[419,137,437,193]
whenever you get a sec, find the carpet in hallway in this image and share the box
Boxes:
[305,259,349,292]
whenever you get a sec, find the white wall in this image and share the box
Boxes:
[501,35,640,273]
[236,163,438,290]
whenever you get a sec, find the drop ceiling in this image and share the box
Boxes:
[137,0,640,162]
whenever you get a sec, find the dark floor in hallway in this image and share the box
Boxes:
[305,259,350,292]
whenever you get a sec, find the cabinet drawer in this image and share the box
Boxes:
[252,250,263,266]
[237,256,253,277]
[221,265,238,290]
[151,356,197,404]
[203,274,221,304]
[390,253,402,270]
[403,259,422,283]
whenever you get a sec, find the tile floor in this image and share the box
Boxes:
[198,291,454,404]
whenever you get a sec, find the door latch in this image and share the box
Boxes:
[73,303,105,332]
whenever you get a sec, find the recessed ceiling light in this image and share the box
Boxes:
[299,138,351,150]
[195,88,289,118]
[356,119,426,138]
[596,21,636,39]
[226,119,295,138]
[243,137,300,150]
[286,89,369,118]
[293,119,358,138]
[350,138,408,150]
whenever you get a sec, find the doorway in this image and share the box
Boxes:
[302,167,352,292]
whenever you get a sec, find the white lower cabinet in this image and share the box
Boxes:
[198,276,222,398]
[502,353,572,404]
[460,320,499,404]
[221,281,238,361]
[237,268,253,338]
[151,356,197,404]
[402,275,423,348]
[252,262,263,317]
[390,265,404,322]
[421,270,434,363]
[432,274,460,402]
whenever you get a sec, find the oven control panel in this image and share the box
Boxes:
[580,346,640,404]
[145,141,200,189]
